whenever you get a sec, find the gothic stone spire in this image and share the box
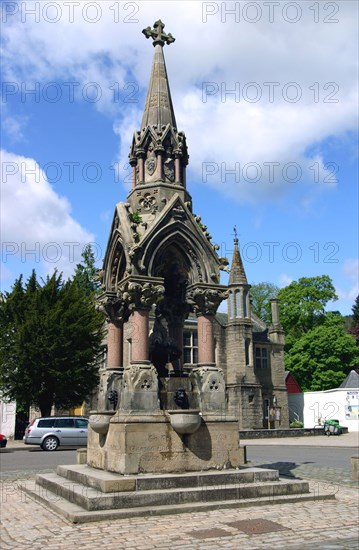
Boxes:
[141,20,177,129]
[128,21,189,204]
[229,236,248,285]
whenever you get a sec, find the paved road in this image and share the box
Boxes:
[1,434,358,487]
[246,445,357,486]
[248,443,355,470]
[0,447,78,480]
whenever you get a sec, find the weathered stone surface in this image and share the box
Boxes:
[87,413,242,475]
[34,468,310,511]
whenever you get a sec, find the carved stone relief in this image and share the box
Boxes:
[188,249,203,282]
[191,366,225,393]
[123,363,158,392]
[96,292,127,324]
[121,280,165,310]
[191,366,226,412]
[139,193,157,211]
[188,286,228,315]
[164,158,175,182]
[145,157,157,176]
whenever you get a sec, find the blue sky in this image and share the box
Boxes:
[1,0,358,314]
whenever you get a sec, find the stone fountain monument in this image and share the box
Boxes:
[23,22,322,521]
[89,19,242,474]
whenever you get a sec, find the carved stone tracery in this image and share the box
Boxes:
[123,363,158,391]
[191,366,225,393]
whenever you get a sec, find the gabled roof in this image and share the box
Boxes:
[339,370,359,388]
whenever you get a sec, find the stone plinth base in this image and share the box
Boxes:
[21,465,334,523]
[87,412,243,474]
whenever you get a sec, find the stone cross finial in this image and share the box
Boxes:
[142,20,175,47]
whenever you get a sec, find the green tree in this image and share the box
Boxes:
[73,244,101,295]
[352,295,359,325]
[0,270,104,416]
[277,275,338,349]
[349,295,359,346]
[250,282,280,324]
[285,313,359,391]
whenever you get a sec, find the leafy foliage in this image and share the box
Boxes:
[0,269,104,416]
[250,282,280,324]
[290,421,304,428]
[284,313,359,391]
[349,296,359,346]
[275,276,358,391]
[130,210,142,224]
[352,295,359,325]
[73,244,101,295]
[277,275,338,350]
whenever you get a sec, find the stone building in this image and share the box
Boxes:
[95,19,289,433]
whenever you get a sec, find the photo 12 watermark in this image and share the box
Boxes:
[202,161,339,185]
[1,241,103,264]
[202,2,340,24]
[220,240,339,264]
[1,1,140,24]
[202,81,340,104]
[2,81,140,104]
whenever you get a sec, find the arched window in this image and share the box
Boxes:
[229,291,235,319]
[243,289,248,317]
[235,289,240,318]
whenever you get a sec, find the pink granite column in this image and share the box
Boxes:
[107,321,123,369]
[175,157,181,184]
[131,165,137,189]
[138,156,144,183]
[156,151,163,180]
[197,314,215,364]
[131,309,149,362]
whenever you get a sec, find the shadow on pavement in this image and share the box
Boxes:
[252,461,315,479]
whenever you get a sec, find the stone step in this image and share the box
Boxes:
[56,464,279,493]
[36,471,309,511]
[20,479,336,524]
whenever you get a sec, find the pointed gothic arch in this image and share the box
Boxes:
[142,224,218,284]
[105,239,127,291]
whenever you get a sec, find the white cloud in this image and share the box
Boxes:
[1,1,357,204]
[336,259,359,302]
[278,273,293,287]
[1,149,95,279]
[2,114,28,142]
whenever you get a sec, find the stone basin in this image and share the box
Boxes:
[167,409,202,435]
[89,411,115,435]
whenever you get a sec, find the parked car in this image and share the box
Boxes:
[0,434,7,448]
[23,416,88,451]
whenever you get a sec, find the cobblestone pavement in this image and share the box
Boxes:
[1,435,358,549]
[0,475,358,550]
[246,459,357,488]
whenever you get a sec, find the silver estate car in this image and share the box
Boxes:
[23,416,88,451]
